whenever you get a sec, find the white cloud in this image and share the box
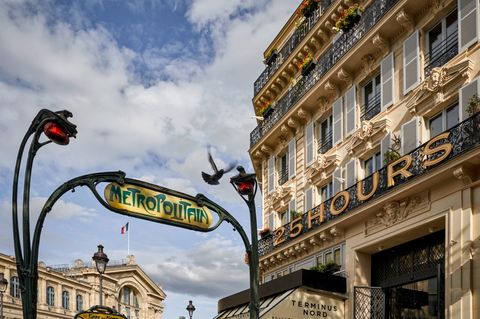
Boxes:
[139,234,249,298]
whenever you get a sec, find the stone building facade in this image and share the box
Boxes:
[0,253,165,319]
[242,0,480,318]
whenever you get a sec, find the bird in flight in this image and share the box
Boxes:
[202,149,236,185]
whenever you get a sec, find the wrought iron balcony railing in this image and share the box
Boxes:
[278,169,289,185]
[253,0,334,96]
[424,29,458,77]
[360,91,381,121]
[251,0,399,147]
[318,131,333,154]
[258,113,480,256]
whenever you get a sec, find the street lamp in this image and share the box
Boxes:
[0,273,8,319]
[230,166,259,319]
[92,245,109,306]
[186,300,195,319]
[12,109,125,319]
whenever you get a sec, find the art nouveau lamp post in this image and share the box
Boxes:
[12,109,125,319]
[92,245,109,306]
[186,300,195,319]
[0,273,8,319]
[230,166,259,319]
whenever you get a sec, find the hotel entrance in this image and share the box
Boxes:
[354,231,445,318]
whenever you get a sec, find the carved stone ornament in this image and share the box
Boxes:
[280,124,291,137]
[317,29,330,42]
[260,144,272,155]
[324,80,339,99]
[307,153,340,184]
[395,9,414,31]
[337,68,352,86]
[287,118,298,130]
[372,33,389,55]
[365,191,430,235]
[453,165,475,185]
[297,108,308,121]
[270,185,292,211]
[347,118,388,156]
[405,59,472,115]
[361,54,376,77]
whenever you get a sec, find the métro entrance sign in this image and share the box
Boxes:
[12,109,259,319]
[104,181,214,230]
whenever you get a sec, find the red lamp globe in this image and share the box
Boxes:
[237,181,255,195]
[43,122,70,145]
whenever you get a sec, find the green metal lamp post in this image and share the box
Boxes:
[230,167,259,319]
[11,109,125,319]
[0,273,8,319]
[92,245,109,306]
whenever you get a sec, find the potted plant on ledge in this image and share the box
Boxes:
[467,94,480,116]
[299,53,316,77]
[259,227,272,239]
[264,48,278,66]
[334,3,364,33]
[259,102,274,118]
[298,0,320,18]
[310,260,341,275]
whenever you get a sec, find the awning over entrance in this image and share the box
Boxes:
[215,287,345,319]
[213,289,294,319]
[215,270,347,319]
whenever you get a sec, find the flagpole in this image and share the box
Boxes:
[127,223,130,256]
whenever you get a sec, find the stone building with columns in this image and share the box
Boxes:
[0,253,165,319]
[217,0,480,318]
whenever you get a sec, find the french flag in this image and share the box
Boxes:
[121,222,129,234]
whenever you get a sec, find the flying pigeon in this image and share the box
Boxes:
[201,150,236,185]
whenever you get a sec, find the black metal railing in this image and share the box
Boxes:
[258,113,480,256]
[361,91,381,121]
[251,0,400,147]
[318,131,333,153]
[424,29,458,77]
[278,169,289,185]
[253,0,334,96]
[354,286,385,319]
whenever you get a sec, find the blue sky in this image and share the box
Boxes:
[0,0,298,318]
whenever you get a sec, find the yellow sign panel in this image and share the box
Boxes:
[104,183,213,229]
[76,314,125,319]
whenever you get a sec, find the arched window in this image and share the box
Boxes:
[118,286,141,318]
[10,276,20,298]
[46,286,55,306]
[62,290,70,309]
[76,294,83,311]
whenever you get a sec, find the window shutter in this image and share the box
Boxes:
[460,78,479,121]
[403,30,420,94]
[458,0,479,51]
[288,198,296,220]
[380,133,391,166]
[305,122,314,165]
[288,138,296,178]
[401,118,419,154]
[268,213,274,230]
[305,187,313,212]
[267,157,275,193]
[381,53,394,110]
[345,159,356,188]
[333,168,342,194]
[332,97,343,145]
[345,85,357,135]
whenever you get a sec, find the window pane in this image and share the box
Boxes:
[316,255,323,266]
[364,157,373,176]
[375,152,382,171]
[428,23,443,54]
[325,252,333,262]
[446,104,459,129]
[429,113,443,137]
[334,249,341,265]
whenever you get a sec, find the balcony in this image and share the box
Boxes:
[250,0,400,147]
[424,29,458,77]
[253,0,334,96]
[318,131,333,154]
[361,91,381,121]
[278,169,289,186]
[258,113,480,256]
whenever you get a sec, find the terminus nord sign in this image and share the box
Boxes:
[267,114,480,250]
[104,180,214,230]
